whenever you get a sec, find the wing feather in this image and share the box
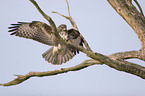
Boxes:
[67,29,84,54]
[8,21,55,46]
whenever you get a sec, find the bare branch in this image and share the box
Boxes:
[129,0,144,16]
[110,50,140,59]
[66,0,71,17]
[133,0,144,16]
[0,59,101,86]
[29,0,57,35]
[1,0,145,87]
[1,49,145,86]
[52,0,92,51]
[107,0,145,50]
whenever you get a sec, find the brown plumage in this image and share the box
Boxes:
[9,21,84,65]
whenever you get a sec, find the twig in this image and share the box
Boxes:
[133,0,144,16]
[52,11,78,30]
[52,0,92,51]
[66,0,71,17]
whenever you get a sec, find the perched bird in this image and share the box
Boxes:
[8,21,84,65]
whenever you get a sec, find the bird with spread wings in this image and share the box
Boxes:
[8,21,84,65]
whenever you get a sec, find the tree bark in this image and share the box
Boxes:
[0,0,145,86]
[108,0,145,50]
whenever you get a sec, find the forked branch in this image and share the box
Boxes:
[52,0,92,51]
[1,0,145,86]
[1,49,145,86]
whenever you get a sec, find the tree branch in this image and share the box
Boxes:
[133,0,144,16]
[1,49,145,86]
[110,50,140,59]
[107,0,145,64]
[0,59,101,86]
[28,0,145,80]
[107,0,145,50]
[52,0,92,51]
[29,0,58,36]
[1,0,145,86]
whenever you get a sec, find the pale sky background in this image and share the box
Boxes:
[0,0,145,96]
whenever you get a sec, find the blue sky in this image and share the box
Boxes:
[0,0,145,96]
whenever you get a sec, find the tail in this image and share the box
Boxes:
[42,47,75,65]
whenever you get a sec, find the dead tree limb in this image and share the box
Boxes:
[1,0,145,86]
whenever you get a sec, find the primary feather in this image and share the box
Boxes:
[9,21,55,45]
[9,21,84,65]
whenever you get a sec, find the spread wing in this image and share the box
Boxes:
[8,21,56,46]
[67,29,84,55]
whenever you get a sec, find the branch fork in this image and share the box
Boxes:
[1,0,145,86]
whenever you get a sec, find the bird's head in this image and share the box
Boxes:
[58,24,67,31]
[57,24,68,41]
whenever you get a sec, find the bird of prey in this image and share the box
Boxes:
[8,21,84,65]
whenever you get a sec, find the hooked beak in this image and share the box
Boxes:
[62,27,67,31]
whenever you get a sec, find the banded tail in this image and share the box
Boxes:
[42,47,75,65]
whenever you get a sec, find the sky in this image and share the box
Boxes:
[0,0,145,96]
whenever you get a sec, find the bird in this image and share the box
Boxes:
[8,21,84,65]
